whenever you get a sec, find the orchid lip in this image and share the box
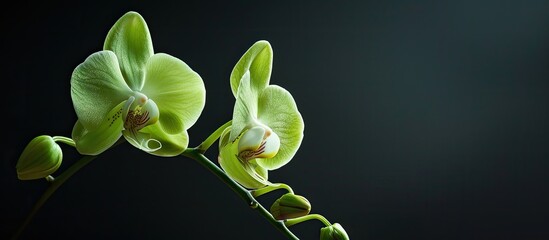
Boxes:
[120,92,161,153]
[237,125,280,161]
[122,92,159,135]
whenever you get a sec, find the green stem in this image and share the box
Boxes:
[196,120,232,153]
[45,175,55,182]
[181,148,298,240]
[11,138,124,240]
[284,214,332,227]
[252,183,294,198]
[11,155,97,240]
[52,136,75,147]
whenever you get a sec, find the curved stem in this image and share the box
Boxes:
[45,175,55,182]
[284,214,332,227]
[11,138,124,240]
[181,148,298,240]
[252,183,294,198]
[196,120,232,154]
[52,136,75,147]
[182,147,253,204]
[11,155,97,240]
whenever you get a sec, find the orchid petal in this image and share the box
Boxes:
[71,101,126,155]
[230,40,272,97]
[229,71,258,142]
[256,85,304,170]
[141,53,205,134]
[71,50,132,131]
[104,11,153,90]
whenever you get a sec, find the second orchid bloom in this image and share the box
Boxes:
[218,41,305,189]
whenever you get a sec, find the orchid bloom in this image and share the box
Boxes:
[218,40,304,189]
[70,11,205,156]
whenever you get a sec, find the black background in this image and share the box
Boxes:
[3,1,549,239]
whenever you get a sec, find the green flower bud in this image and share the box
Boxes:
[320,223,349,240]
[270,193,311,220]
[16,135,63,180]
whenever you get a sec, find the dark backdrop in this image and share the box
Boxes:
[3,1,549,239]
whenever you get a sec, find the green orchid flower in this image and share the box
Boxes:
[71,11,205,156]
[218,41,304,189]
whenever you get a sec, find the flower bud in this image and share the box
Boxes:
[16,135,63,180]
[270,193,311,220]
[320,223,349,240]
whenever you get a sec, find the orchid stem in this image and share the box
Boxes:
[252,183,294,198]
[52,136,76,147]
[11,155,97,240]
[196,120,232,154]
[181,148,298,240]
[284,214,332,227]
[11,139,124,240]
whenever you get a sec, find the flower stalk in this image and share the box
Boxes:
[181,147,299,240]
[284,213,332,227]
[252,183,294,198]
[11,155,97,240]
[196,120,232,153]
